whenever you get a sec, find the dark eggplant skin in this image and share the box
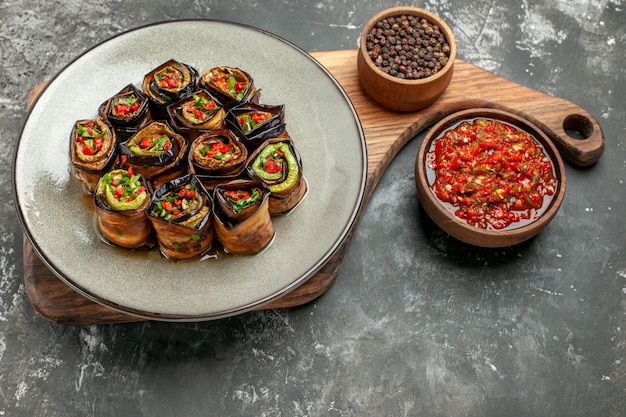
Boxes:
[246,136,307,214]
[98,83,152,140]
[199,66,259,110]
[147,174,214,260]
[212,180,274,255]
[188,128,248,178]
[118,121,189,188]
[142,59,199,119]
[93,169,154,249]
[69,117,118,193]
[225,102,286,152]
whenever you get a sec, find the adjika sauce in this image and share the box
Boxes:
[426,118,557,230]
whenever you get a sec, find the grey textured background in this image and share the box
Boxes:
[1,0,625,416]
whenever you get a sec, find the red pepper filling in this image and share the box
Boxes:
[152,185,198,220]
[222,187,261,212]
[263,149,284,174]
[238,112,270,132]
[76,122,105,156]
[212,74,247,100]
[224,190,250,201]
[103,168,145,204]
[199,139,234,160]
[427,118,557,230]
[184,95,217,122]
[138,134,171,151]
[158,69,184,89]
[113,95,141,117]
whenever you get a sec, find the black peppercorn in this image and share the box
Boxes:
[366,13,450,80]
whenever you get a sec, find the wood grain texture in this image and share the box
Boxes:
[22,49,605,325]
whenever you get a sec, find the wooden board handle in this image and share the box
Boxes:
[313,50,605,169]
[445,96,606,167]
[515,102,604,167]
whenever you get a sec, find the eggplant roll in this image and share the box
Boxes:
[142,59,199,118]
[188,129,248,178]
[225,102,285,151]
[213,180,274,255]
[94,168,153,249]
[98,83,151,140]
[167,90,226,137]
[199,66,258,109]
[119,121,188,187]
[70,118,117,193]
[148,175,214,260]
[246,138,307,214]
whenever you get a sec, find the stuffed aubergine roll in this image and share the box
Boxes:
[148,175,214,260]
[98,83,151,140]
[142,59,199,118]
[188,129,248,179]
[94,167,153,248]
[119,121,188,188]
[246,137,307,214]
[199,66,258,109]
[212,180,274,255]
[167,90,226,139]
[70,118,117,193]
[225,102,285,151]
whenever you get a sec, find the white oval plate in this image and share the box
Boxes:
[13,20,366,321]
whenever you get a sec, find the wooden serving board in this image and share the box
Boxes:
[22,49,604,325]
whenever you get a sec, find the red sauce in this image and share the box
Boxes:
[426,118,557,231]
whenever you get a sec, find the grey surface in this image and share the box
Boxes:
[1,0,625,416]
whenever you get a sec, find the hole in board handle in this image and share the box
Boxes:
[563,114,594,140]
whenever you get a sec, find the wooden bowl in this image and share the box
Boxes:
[357,6,456,112]
[415,108,567,247]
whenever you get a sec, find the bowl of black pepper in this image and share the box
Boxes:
[358,6,456,112]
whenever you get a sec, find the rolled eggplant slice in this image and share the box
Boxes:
[167,90,226,137]
[246,138,307,214]
[98,83,151,140]
[225,102,285,151]
[119,121,188,186]
[142,59,199,118]
[199,66,258,109]
[148,174,214,260]
[94,168,153,249]
[188,129,248,178]
[70,118,117,193]
[213,180,274,255]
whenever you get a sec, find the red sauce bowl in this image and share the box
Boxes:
[415,108,566,247]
